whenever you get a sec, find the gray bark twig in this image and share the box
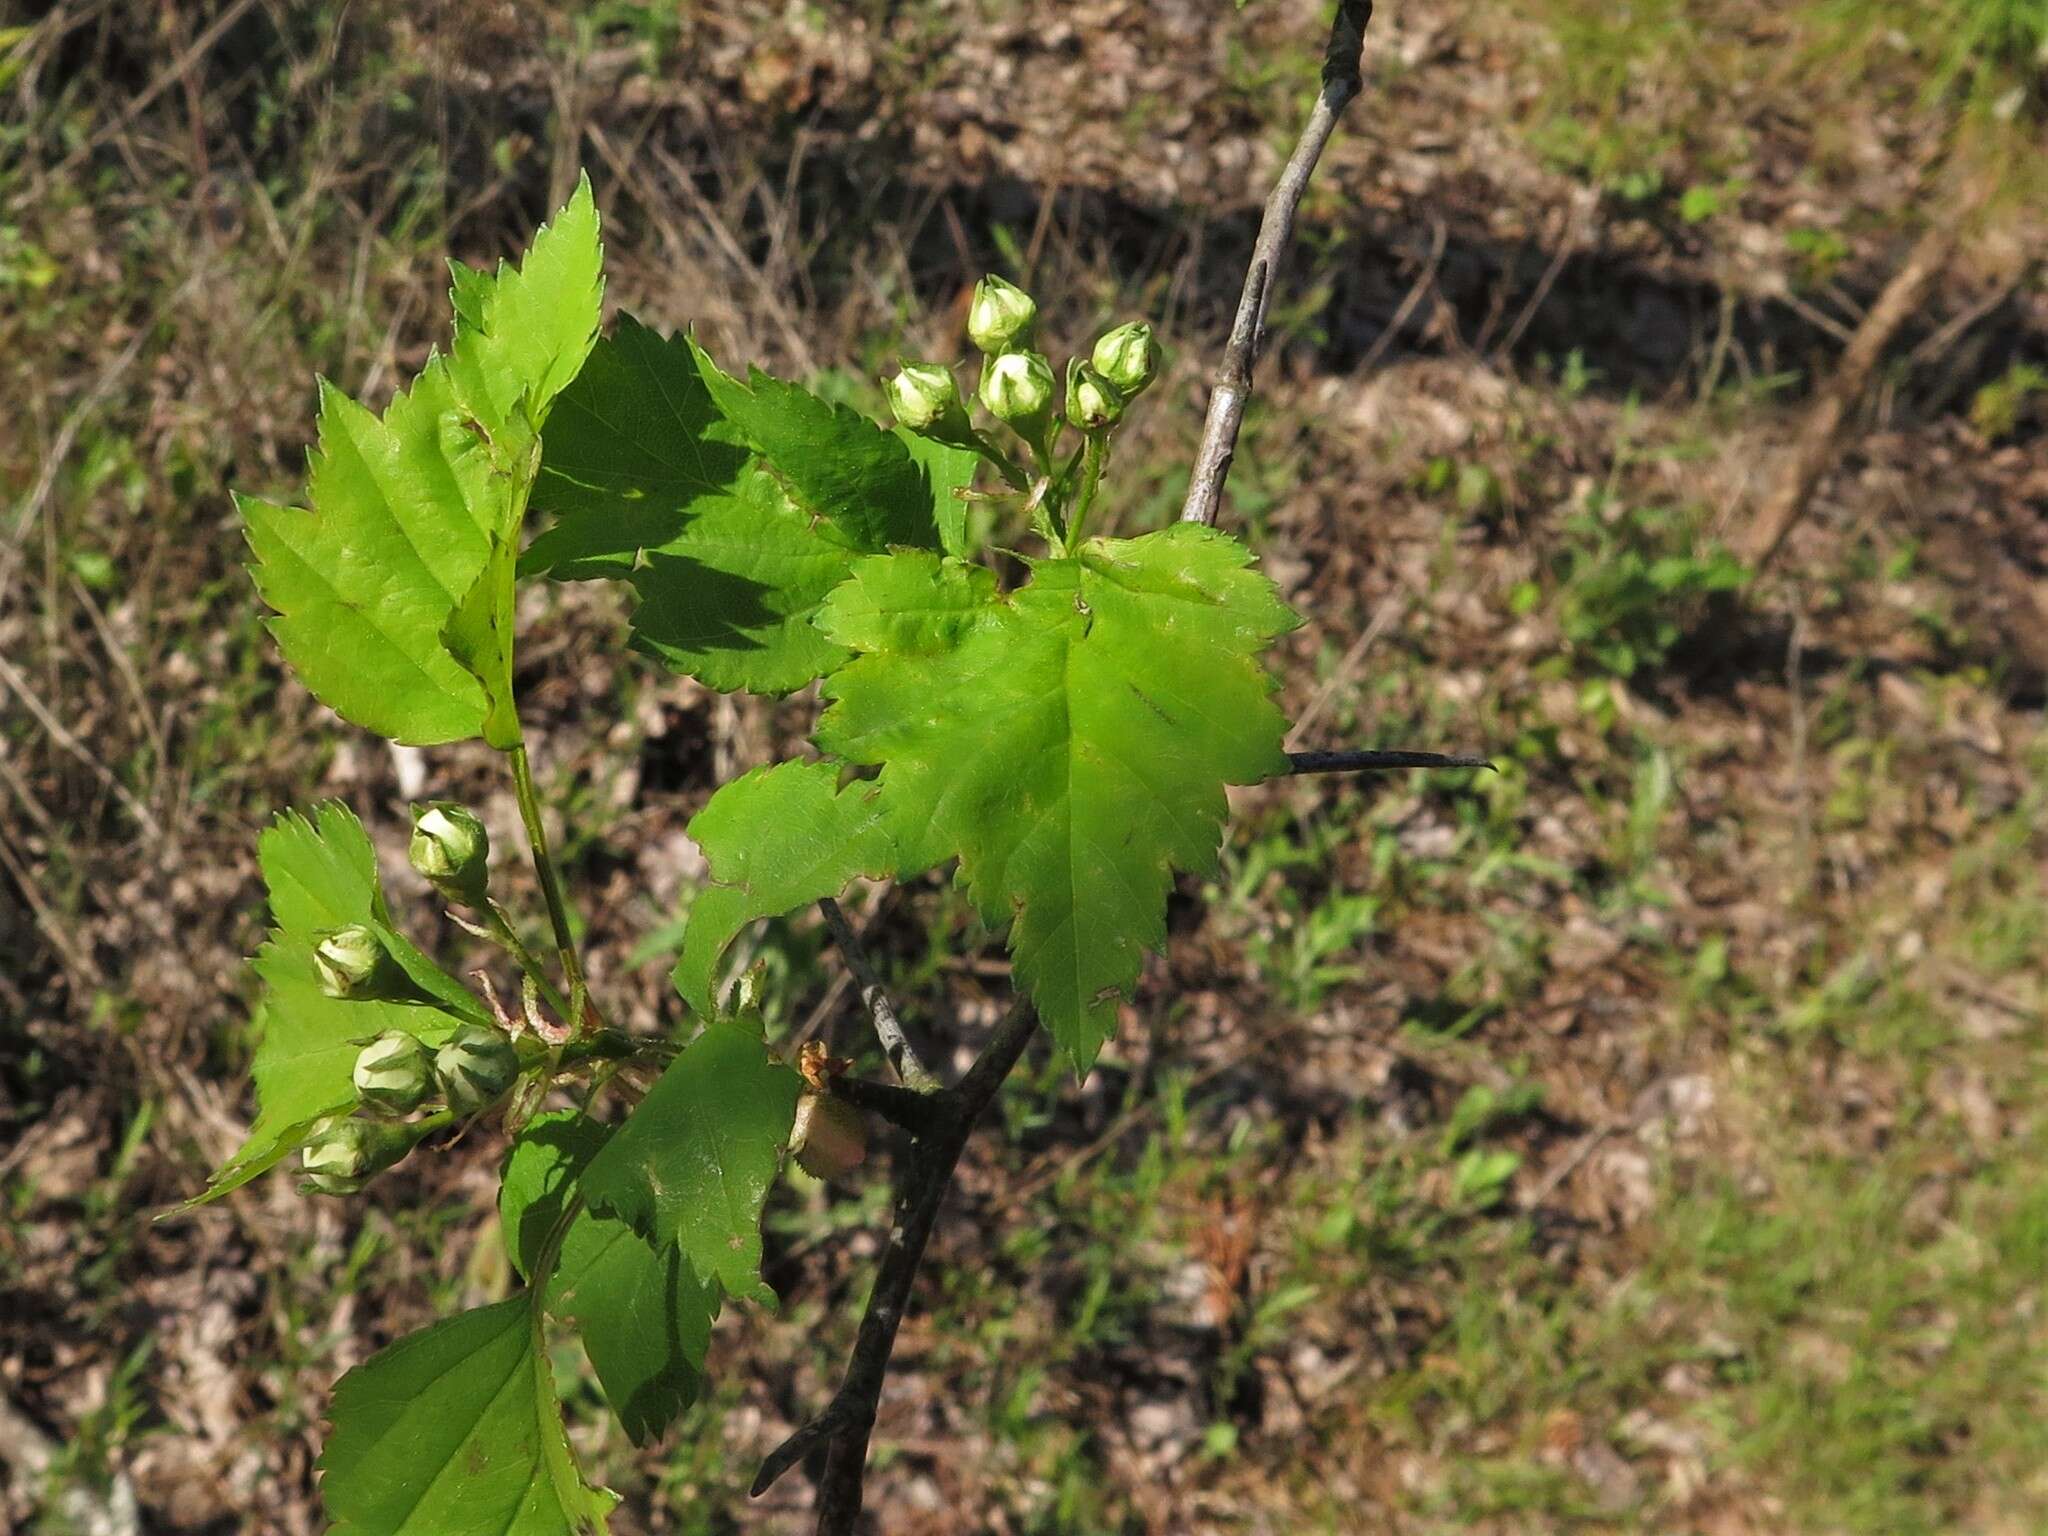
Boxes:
[1180,0,1375,528]
[819,896,942,1093]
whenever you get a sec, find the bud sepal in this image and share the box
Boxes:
[299,1115,421,1194]
[409,803,490,907]
[434,1022,523,1116]
[313,924,414,1002]
[1065,359,1126,432]
[352,1030,435,1116]
[979,349,1056,442]
[966,274,1038,354]
[886,361,972,439]
[1091,321,1161,398]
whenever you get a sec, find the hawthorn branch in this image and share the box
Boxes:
[767,10,1381,1530]
[819,895,942,1093]
[756,998,1039,1533]
[1181,0,1375,528]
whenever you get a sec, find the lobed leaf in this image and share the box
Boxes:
[579,1016,801,1304]
[673,760,902,1018]
[320,1296,615,1536]
[501,1112,719,1446]
[815,524,1300,1073]
[242,178,601,745]
[690,339,940,554]
[526,318,854,694]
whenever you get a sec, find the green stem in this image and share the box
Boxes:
[971,430,1032,493]
[508,744,587,1024]
[1066,432,1109,547]
[483,901,574,1022]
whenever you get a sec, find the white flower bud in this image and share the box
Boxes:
[790,1092,867,1180]
[313,924,408,1000]
[967,275,1038,354]
[299,1116,415,1194]
[409,803,490,906]
[1090,321,1161,398]
[434,1022,521,1116]
[352,1031,434,1116]
[979,349,1055,434]
[886,362,966,434]
[1065,362,1125,432]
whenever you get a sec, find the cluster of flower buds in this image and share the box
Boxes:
[300,1017,526,1195]
[885,275,1164,477]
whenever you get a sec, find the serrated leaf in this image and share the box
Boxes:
[501,1112,718,1445]
[691,339,939,553]
[243,180,600,744]
[446,173,604,435]
[816,525,1300,1073]
[240,366,498,744]
[185,804,479,1209]
[579,1017,801,1304]
[526,317,853,695]
[320,1296,615,1536]
[673,761,901,1017]
[894,427,982,557]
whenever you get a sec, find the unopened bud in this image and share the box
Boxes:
[409,804,490,906]
[967,275,1038,354]
[1065,361,1125,432]
[434,1022,521,1115]
[300,1116,416,1194]
[352,1031,434,1116]
[1090,321,1161,398]
[886,362,967,434]
[791,1092,868,1180]
[313,924,409,1001]
[979,349,1055,434]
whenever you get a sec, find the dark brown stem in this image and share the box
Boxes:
[824,1075,951,1140]
[1180,0,1375,528]
[1284,748,1493,776]
[753,998,1039,1531]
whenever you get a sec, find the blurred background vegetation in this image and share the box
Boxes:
[2,1,2044,1531]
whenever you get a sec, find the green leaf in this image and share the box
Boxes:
[673,761,901,1017]
[243,180,600,744]
[627,474,855,693]
[186,804,479,1208]
[580,1017,802,1304]
[691,339,940,553]
[526,318,853,695]
[320,1296,615,1536]
[445,173,604,435]
[443,535,523,749]
[816,525,1299,1072]
[501,1112,719,1445]
[240,367,498,745]
[894,427,981,557]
